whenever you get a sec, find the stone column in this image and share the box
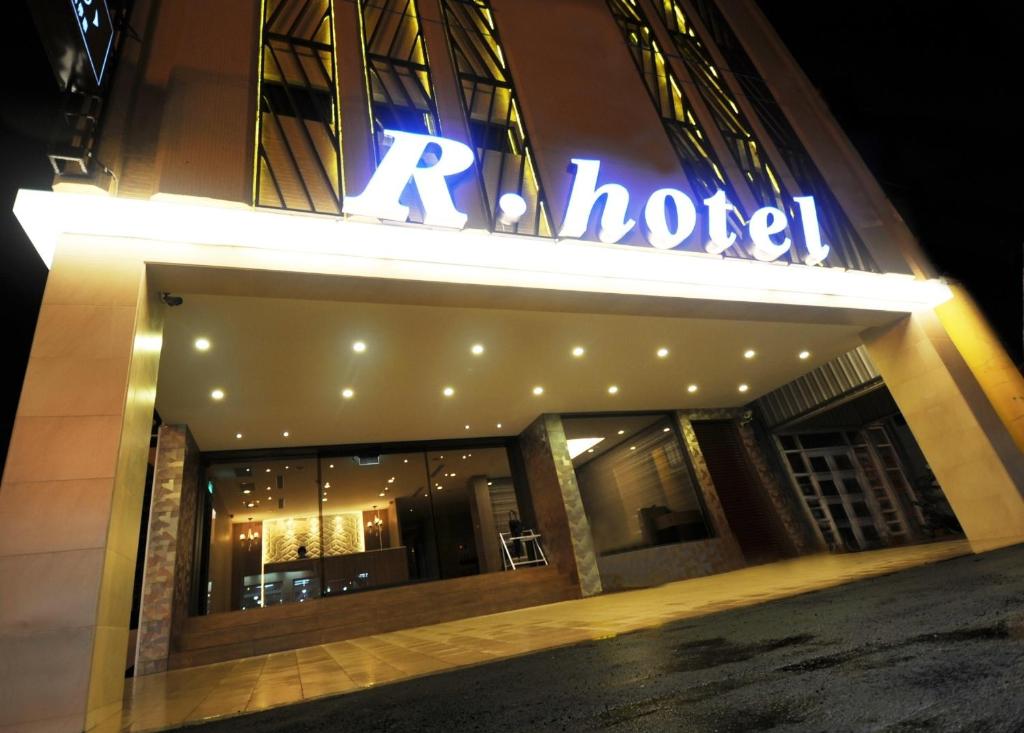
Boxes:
[134,425,201,676]
[518,415,602,597]
[0,240,161,733]
[863,308,1024,553]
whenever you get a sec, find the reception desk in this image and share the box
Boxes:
[263,546,410,595]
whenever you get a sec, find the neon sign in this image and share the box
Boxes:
[343,130,830,265]
[70,0,115,86]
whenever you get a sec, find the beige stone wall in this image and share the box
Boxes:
[863,311,1024,552]
[0,243,162,732]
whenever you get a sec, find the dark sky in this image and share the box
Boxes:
[1,2,1021,469]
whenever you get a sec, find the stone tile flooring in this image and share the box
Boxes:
[114,541,970,732]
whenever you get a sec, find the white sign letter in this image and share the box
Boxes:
[559,159,636,244]
[343,129,475,229]
[643,188,697,250]
[793,196,830,265]
[748,206,792,261]
[703,190,737,254]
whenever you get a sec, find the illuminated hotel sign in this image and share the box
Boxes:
[344,130,831,265]
[71,0,115,86]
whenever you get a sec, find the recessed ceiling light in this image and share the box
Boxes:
[379,492,385,497]
[663,427,670,432]
[656,347,669,358]
[744,349,757,359]
[210,389,225,400]
[532,386,544,396]
[194,337,211,352]
[608,385,619,395]
[738,384,750,393]
[403,459,409,463]
[471,344,485,355]
[352,341,366,353]
[451,472,457,477]
[587,449,594,453]
[465,424,470,430]
[630,446,637,451]
[265,468,271,473]
[617,429,625,435]
[329,464,334,469]
[285,465,289,470]
[487,481,493,486]
[443,386,455,397]
[497,423,503,429]
[687,384,699,393]
[341,388,355,399]
[799,350,812,360]
[235,433,243,439]
[242,489,251,494]
[572,346,585,358]
[282,430,290,437]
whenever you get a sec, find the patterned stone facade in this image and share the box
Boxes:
[518,415,603,597]
[135,425,201,676]
[681,409,818,556]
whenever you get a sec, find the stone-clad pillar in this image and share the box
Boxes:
[134,425,201,676]
[0,239,161,732]
[518,415,602,597]
[863,308,1024,553]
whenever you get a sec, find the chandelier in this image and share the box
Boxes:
[366,506,384,551]
[238,519,260,550]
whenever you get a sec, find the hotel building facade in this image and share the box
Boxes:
[5,0,1024,730]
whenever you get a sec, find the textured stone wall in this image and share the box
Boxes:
[681,409,816,556]
[135,424,200,676]
[597,539,744,591]
[518,415,602,597]
[676,413,747,569]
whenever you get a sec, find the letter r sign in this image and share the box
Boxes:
[343,130,476,229]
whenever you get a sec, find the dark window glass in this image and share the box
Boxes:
[833,454,855,471]
[799,433,845,449]
[809,456,830,473]
[786,453,807,474]
[778,435,798,450]
[819,479,839,496]
[565,414,710,556]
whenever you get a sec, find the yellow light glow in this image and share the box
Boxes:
[738,384,750,393]
[471,343,485,355]
[744,349,756,359]
[608,385,619,394]
[12,190,954,314]
[341,388,355,399]
[532,386,544,396]
[195,337,211,351]
[799,350,812,360]
[210,389,225,401]
[235,433,243,439]
[657,347,670,358]
[443,386,455,397]
[352,341,367,353]
[687,384,698,393]
[572,346,585,357]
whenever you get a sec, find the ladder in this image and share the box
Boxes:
[499,530,547,570]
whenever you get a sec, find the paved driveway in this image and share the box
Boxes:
[185,543,1024,732]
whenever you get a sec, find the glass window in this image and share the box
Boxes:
[197,444,523,614]
[564,414,710,556]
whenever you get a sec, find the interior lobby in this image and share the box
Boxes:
[5,0,1024,731]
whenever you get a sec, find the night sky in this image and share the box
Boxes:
[1,2,1021,470]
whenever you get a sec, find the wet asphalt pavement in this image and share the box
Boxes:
[187,544,1024,733]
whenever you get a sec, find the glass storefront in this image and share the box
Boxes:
[563,413,711,556]
[197,444,523,613]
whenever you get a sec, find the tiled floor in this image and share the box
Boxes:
[116,541,970,732]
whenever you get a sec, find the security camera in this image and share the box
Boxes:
[160,292,184,307]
